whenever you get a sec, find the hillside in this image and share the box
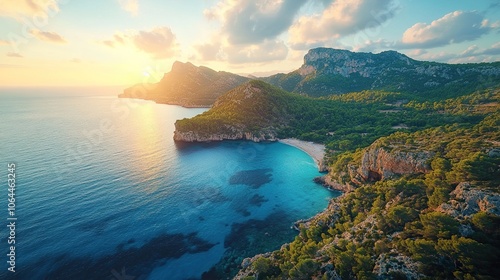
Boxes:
[173,80,296,141]
[178,82,500,279]
[119,61,249,107]
[174,81,494,153]
[263,48,500,99]
[234,113,500,279]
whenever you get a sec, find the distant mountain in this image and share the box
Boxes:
[263,48,500,99]
[119,61,249,107]
[120,49,500,106]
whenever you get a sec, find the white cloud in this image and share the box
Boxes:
[193,34,288,64]
[400,11,492,48]
[193,41,223,61]
[132,27,178,59]
[101,27,178,59]
[289,0,398,49]
[406,43,500,64]
[29,29,66,43]
[481,42,500,55]
[224,40,288,64]
[117,0,138,16]
[205,0,307,44]
[0,0,59,20]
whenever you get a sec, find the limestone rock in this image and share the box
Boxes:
[437,182,500,218]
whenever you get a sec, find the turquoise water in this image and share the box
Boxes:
[0,88,338,279]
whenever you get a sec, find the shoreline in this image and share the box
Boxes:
[278,138,326,171]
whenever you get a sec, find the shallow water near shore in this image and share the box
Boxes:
[0,88,339,279]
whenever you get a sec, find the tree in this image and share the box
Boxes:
[420,212,459,239]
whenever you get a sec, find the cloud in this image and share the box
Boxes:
[481,42,500,55]
[132,27,178,59]
[193,36,288,64]
[205,0,308,44]
[6,52,23,58]
[194,41,223,61]
[101,27,178,59]
[117,0,138,16]
[101,33,125,48]
[400,11,493,48]
[224,40,288,64]
[289,0,398,49]
[29,29,66,43]
[0,0,59,20]
[406,43,500,64]
[0,39,10,46]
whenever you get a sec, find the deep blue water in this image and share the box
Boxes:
[0,88,338,279]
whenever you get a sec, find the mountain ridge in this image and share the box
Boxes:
[119,48,500,106]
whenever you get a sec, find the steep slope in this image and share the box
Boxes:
[119,61,249,107]
[264,48,500,98]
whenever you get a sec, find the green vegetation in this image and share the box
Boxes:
[172,56,499,279]
[177,81,489,157]
[235,111,500,279]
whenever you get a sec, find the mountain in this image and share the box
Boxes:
[120,49,500,106]
[119,61,249,107]
[264,48,500,98]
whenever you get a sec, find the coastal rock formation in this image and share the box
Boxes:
[354,147,433,183]
[173,129,277,142]
[325,144,434,189]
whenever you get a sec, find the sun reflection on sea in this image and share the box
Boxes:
[125,101,166,194]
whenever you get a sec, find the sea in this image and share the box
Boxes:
[0,87,338,279]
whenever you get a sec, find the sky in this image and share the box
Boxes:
[0,0,499,87]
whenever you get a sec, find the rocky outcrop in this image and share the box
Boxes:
[373,251,424,279]
[437,182,500,218]
[314,175,355,193]
[172,129,277,142]
[350,146,434,185]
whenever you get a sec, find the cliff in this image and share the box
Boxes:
[173,130,277,142]
[119,61,249,107]
[351,145,434,184]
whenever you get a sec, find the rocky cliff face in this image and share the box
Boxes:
[325,144,434,190]
[351,146,434,184]
[173,129,277,142]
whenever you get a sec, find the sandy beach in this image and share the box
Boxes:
[279,138,326,170]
